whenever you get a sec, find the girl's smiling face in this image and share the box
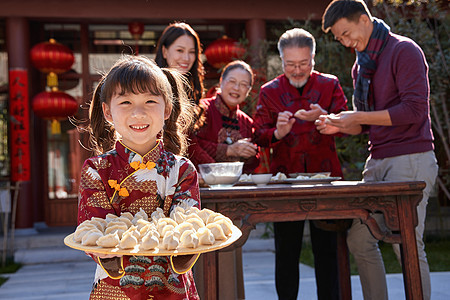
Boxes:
[162,34,196,74]
[102,88,171,156]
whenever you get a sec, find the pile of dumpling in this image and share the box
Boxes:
[73,206,234,252]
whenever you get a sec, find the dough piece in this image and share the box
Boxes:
[81,229,103,246]
[90,217,107,232]
[105,213,119,223]
[96,231,120,248]
[175,222,195,236]
[119,231,138,249]
[140,231,159,250]
[151,207,165,223]
[132,208,149,225]
[161,231,179,250]
[206,223,227,240]
[179,229,199,248]
[185,218,205,231]
[196,227,215,245]
[197,208,215,224]
[120,212,134,222]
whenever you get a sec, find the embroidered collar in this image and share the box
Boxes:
[215,93,238,118]
[115,140,163,165]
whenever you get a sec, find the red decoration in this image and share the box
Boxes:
[128,22,145,40]
[9,69,31,182]
[204,36,246,69]
[32,91,78,120]
[30,39,75,74]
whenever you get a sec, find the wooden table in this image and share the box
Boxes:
[200,180,425,300]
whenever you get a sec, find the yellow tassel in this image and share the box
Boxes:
[51,119,61,135]
[47,72,58,88]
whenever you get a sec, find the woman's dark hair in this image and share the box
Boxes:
[155,22,204,104]
[87,55,193,155]
[322,0,372,33]
[220,60,254,87]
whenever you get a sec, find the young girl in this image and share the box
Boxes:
[78,55,200,299]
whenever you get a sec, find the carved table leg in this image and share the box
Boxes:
[337,231,352,300]
[397,195,423,300]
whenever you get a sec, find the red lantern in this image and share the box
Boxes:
[32,91,78,134]
[204,36,246,69]
[30,39,75,74]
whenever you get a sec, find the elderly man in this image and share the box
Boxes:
[319,1,439,299]
[253,28,348,300]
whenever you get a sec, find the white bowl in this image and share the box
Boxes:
[198,162,244,188]
[251,173,273,186]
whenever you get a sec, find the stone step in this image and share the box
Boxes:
[14,246,91,265]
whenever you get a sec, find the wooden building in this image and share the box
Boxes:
[0,0,330,229]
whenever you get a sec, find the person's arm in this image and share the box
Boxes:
[253,89,279,147]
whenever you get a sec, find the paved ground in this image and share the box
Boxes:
[1,237,450,299]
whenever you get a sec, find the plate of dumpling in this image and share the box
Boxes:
[64,206,242,256]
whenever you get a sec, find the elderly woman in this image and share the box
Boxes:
[192,60,260,174]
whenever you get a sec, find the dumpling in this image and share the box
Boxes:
[196,227,215,246]
[206,213,223,224]
[96,231,120,248]
[140,231,159,250]
[171,211,186,224]
[132,208,149,225]
[206,223,227,240]
[139,223,158,237]
[161,231,179,250]
[110,217,132,228]
[179,229,199,249]
[160,224,175,238]
[90,217,107,232]
[156,218,178,235]
[119,231,138,249]
[174,222,194,236]
[185,218,205,231]
[184,213,204,224]
[105,213,119,223]
[151,208,165,223]
[74,222,97,242]
[123,225,140,241]
[170,205,185,216]
[135,219,152,231]
[120,212,134,222]
[81,229,103,246]
[214,218,233,237]
[197,208,215,224]
[104,224,128,238]
[185,206,200,215]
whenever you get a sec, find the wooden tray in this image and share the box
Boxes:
[64,225,242,256]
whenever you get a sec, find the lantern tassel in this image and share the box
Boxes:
[51,119,61,135]
[47,72,58,88]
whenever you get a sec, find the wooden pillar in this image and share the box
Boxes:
[6,17,34,229]
[245,19,266,69]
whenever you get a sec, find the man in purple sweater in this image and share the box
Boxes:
[318,1,439,299]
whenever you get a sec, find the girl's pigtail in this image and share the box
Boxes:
[161,69,194,156]
[88,77,116,154]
